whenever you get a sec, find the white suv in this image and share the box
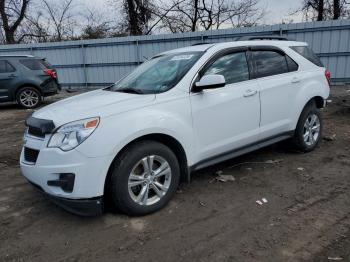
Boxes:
[20,39,330,216]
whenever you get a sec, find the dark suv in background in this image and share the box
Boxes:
[0,55,60,109]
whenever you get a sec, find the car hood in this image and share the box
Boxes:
[32,89,156,127]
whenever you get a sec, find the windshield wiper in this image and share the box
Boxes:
[115,87,145,94]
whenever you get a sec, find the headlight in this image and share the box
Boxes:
[48,117,99,151]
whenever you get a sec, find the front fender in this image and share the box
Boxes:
[77,101,194,165]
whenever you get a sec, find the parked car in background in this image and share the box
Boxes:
[21,39,330,216]
[0,55,60,109]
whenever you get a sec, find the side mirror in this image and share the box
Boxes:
[193,74,226,92]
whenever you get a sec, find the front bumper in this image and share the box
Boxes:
[20,130,114,216]
[20,146,110,198]
[29,180,103,216]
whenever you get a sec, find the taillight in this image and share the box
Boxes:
[325,70,331,86]
[44,69,57,79]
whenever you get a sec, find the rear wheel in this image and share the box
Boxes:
[291,101,322,152]
[109,141,180,216]
[16,87,42,109]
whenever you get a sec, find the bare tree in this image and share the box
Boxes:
[298,0,349,21]
[40,0,77,41]
[331,0,349,19]
[0,0,30,44]
[159,0,263,33]
[199,0,263,30]
[0,0,266,44]
[156,0,202,32]
[78,8,112,39]
[17,0,54,44]
[334,0,341,18]
[115,0,156,35]
[302,0,325,21]
[112,0,189,35]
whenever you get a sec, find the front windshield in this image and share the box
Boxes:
[107,51,204,94]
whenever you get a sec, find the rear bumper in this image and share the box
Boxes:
[41,79,60,96]
[29,180,103,216]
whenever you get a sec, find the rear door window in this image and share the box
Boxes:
[20,59,49,70]
[290,46,323,67]
[0,60,15,73]
[252,51,289,78]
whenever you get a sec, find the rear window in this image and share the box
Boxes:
[19,59,51,70]
[290,46,324,67]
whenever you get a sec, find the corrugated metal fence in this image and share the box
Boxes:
[1,19,350,88]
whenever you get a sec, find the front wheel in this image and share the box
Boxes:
[109,141,180,216]
[291,101,323,152]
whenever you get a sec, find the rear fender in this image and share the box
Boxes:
[291,76,329,130]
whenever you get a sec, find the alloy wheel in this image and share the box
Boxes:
[128,155,172,206]
[19,89,40,108]
[303,113,321,146]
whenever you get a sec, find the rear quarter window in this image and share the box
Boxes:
[19,59,50,70]
[290,46,324,67]
[286,56,299,72]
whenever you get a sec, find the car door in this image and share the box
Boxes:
[0,60,17,101]
[250,47,300,140]
[190,49,261,162]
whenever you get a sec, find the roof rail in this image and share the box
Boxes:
[191,42,212,46]
[0,54,35,58]
[238,35,288,41]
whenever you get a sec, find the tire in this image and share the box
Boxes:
[109,140,180,216]
[16,87,42,109]
[291,101,323,152]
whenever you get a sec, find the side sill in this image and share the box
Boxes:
[189,131,294,173]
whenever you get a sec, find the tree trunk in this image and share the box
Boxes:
[0,0,29,44]
[317,0,324,21]
[333,0,340,19]
[126,0,141,35]
[191,0,199,32]
[4,30,16,44]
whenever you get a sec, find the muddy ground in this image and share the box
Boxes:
[0,87,349,262]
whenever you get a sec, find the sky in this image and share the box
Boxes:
[258,0,304,24]
[81,0,304,26]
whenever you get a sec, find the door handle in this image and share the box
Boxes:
[8,74,16,78]
[291,77,301,83]
[243,89,258,97]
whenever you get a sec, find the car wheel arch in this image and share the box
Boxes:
[312,96,325,109]
[103,133,190,197]
[303,96,325,110]
[15,84,42,99]
[292,95,325,130]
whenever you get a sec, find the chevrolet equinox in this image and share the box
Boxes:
[20,39,330,216]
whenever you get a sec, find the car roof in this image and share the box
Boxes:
[160,40,308,55]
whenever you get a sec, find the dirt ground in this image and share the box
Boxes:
[0,87,349,262]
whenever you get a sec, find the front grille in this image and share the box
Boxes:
[28,126,45,138]
[24,147,40,163]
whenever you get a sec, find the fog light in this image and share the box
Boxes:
[47,173,75,193]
